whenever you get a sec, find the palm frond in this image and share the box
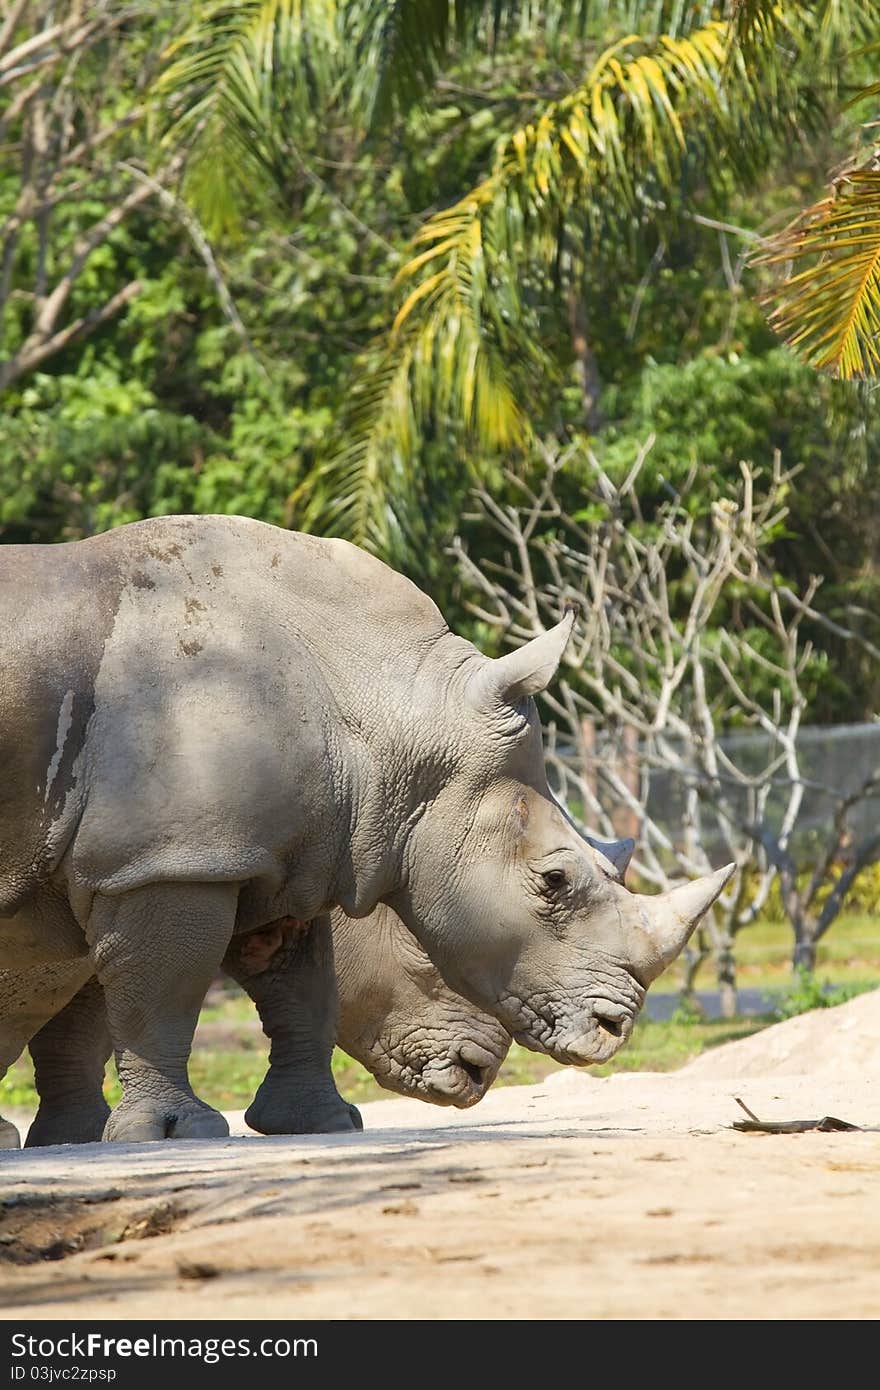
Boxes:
[353,0,469,126]
[294,186,533,555]
[150,0,874,548]
[306,16,796,553]
[291,348,415,556]
[358,3,799,125]
[401,14,794,305]
[354,2,667,125]
[156,1,753,178]
[731,0,880,67]
[762,169,880,380]
[151,1,343,234]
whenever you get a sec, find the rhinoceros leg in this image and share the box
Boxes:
[0,989,27,1148]
[88,882,236,1142]
[0,958,96,1150]
[26,976,111,1147]
[223,915,362,1136]
[0,991,23,1146]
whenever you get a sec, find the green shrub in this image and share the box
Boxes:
[772,966,869,1021]
[740,860,880,925]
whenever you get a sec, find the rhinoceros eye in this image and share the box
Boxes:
[541,868,568,894]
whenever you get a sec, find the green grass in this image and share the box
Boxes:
[714,912,880,992]
[2,911,878,1120]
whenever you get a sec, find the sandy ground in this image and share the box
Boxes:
[1,991,879,1322]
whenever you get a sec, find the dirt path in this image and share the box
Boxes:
[2,993,879,1321]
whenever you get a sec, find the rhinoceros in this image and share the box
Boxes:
[0,516,731,1142]
[2,837,632,1148]
[0,900,519,1148]
[332,831,634,1109]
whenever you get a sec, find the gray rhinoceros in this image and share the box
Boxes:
[2,838,634,1149]
[0,516,731,1142]
[0,900,519,1148]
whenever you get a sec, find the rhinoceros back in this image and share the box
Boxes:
[1,515,456,909]
[0,541,122,914]
[36,515,454,902]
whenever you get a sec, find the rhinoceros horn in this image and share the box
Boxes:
[469,611,575,707]
[628,863,736,984]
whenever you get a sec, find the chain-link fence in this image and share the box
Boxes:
[548,720,880,873]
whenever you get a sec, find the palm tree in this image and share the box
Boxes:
[151,1,880,554]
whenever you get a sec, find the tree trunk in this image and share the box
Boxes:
[781,871,815,975]
[680,926,710,1004]
[715,939,738,1019]
[792,935,816,973]
[611,722,640,840]
[579,715,598,806]
[568,291,603,433]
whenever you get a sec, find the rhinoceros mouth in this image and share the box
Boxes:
[503,992,637,1065]
[422,1069,484,1107]
[421,1044,502,1107]
[557,1011,634,1065]
[364,1039,502,1107]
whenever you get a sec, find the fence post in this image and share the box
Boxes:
[579,716,598,806]
[612,722,641,840]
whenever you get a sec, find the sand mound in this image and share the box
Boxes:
[683,987,880,1079]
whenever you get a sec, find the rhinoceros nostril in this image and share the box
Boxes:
[459,1058,486,1087]
[592,1002,628,1039]
[454,1040,498,1091]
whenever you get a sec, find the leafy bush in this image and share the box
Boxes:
[740,860,880,923]
[772,966,868,1020]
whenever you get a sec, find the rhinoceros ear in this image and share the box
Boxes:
[586,835,636,878]
[469,611,575,709]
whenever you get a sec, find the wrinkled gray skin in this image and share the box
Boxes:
[0,901,518,1148]
[0,962,110,1150]
[333,832,633,1104]
[330,902,513,1107]
[0,516,731,1143]
[1,836,633,1149]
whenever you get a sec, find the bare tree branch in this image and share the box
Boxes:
[0,3,173,393]
[117,160,263,368]
[3,277,143,380]
[454,442,880,998]
[0,179,154,391]
[0,0,31,60]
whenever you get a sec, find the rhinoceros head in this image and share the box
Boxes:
[332,903,511,1107]
[390,613,733,1066]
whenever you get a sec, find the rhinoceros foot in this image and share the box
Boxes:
[26,1096,111,1148]
[0,1116,21,1150]
[245,1076,362,1136]
[103,1095,229,1143]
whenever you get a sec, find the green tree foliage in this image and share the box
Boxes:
[0,1,877,721]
